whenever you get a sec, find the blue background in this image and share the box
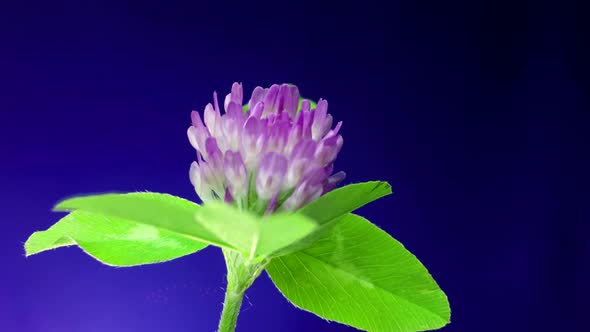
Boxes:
[1,1,588,331]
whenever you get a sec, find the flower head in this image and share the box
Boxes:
[188,83,345,212]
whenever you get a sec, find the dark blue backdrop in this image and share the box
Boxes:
[1,1,588,331]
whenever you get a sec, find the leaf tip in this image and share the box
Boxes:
[23,234,39,257]
[378,181,393,194]
[23,229,52,256]
[53,198,75,212]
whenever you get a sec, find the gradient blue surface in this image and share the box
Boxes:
[1,1,588,331]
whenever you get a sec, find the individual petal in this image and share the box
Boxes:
[187,111,210,156]
[205,137,223,166]
[187,126,201,152]
[200,161,224,199]
[284,116,303,156]
[291,139,317,161]
[213,91,221,115]
[311,99,333,140]
[202,138,225,196]
[223,82,244,111]
[221,102,246,152]
[224,151,249,200]
[256,152,288,200]
[299,99,311,113]
[241,116,267,170]
[262,84,280,118]
[265,120,290,154]
[189,161,213,202]
[315,134,343,166]
[230,82,243,105]
[285,85,300,119]
[281,168,325,211]
[284,139,317,189]
[322,163,334,178]
[300,108,313,139]
[204,103,220,137]
[322,170,346,194]
[276,84,290,115]
[224,94,232,114]
[191,110,203,128]
[324,120,343,139]
[249,86,266,110]
[226,101,246,121]
[314,99,328,118]
[249,101,264,119]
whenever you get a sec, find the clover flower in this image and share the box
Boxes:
[27,82,449,332]
[187,83,345,212]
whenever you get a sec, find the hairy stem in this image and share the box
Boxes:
[217,249,267,332]
[217,287,245,332]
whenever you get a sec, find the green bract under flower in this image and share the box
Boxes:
[187,83,345,212]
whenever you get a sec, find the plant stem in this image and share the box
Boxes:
[217,287,245,332]
[217,249,267,332]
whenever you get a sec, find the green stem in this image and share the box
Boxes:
[217,249,267,332]
[217,287,245,332]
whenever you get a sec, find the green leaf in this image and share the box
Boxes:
[255,212,317,258]
[266,213,450,331]
[195,201,319,259]
[271,181,392,256]
[301,181,392,225]
[25,210,208,266]
[53,192,235,249]
[194,202,260,255]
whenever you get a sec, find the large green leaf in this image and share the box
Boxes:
[25,210,207,266]
[194,201,318,259]
[54,192,234,249]
[271,181,392,256]
[266,214,450,331]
